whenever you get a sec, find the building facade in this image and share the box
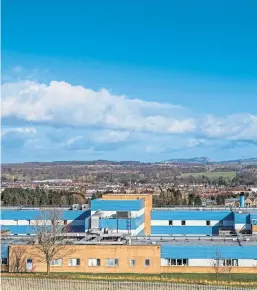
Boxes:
[1,193,257,273]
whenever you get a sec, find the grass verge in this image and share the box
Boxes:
[3,272,257,287]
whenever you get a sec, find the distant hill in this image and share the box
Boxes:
[2,157,257,167]
[164,157,210,164]
[215,158,257,165]
[164,157,257,165]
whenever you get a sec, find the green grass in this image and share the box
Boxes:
[181,171,236,179]
[4,272,257,283]
[159,273,257,282]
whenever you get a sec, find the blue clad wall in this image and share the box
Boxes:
[91,199,144,211]
[1,209,90,220]
[161,245,257,259]
[234,213,251,224]
[1,209,90,233]
[151,226,219,235]
[151,210,233,221]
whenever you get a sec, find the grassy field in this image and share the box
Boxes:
[181,171,236,179]
[3,272,257,283]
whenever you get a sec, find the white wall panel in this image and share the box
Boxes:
[238,259,257,267]
[0,220,18,225]
[131,208,145,218]
[210,220,219,226]
[151,220,219,226]
[189,259,257,267]
[17,220,30,225]
[151,220,169,226]
[30,220,52,225]
[172,220,182,226]
[189,259,213,267]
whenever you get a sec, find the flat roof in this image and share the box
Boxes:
[2,234,257,247]
[131,237,257,246]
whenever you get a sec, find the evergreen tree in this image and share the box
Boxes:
[194,195,202,206]
[188,193,196,206]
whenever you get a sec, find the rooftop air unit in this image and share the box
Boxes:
[72,204,80,210]
[81,204,88,210]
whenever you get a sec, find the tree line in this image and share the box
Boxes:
[153,188,202,207]
[1,187,87,207]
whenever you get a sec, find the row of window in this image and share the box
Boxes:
[168,220,211,226]
[0,258,247,268]
[10,220,68,225]
[162,258,188,266]
[37,258,151,267]
[215,259,238,267]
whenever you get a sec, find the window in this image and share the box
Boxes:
[1,258,8,265]
[215,259,238,267]
[26,259,33,271]
[145,259,150,267]
[206,221,211,226]
[130,259,136,267]
[68,258,80,266]
[182,220,186,226]
[106,258,119,267]
[162,258,188,266]
[88,259,101,267]
[51,259,62,266]
[169,220,173,226]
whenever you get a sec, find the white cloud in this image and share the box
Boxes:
[1,80,195,134]
[1,127,37,136]
[199,113,257,140]
[1,80,257,142]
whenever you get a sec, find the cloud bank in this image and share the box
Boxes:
[2,80,257,162]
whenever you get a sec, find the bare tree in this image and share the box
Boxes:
[9,246,27,272]
[31,209,73,275]
[225,259,234,282]
[211,249,226,279]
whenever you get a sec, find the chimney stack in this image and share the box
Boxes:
[240,192,245,208]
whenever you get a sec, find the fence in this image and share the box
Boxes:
[1,277,256,291]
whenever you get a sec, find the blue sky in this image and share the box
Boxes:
[2,0,257,163]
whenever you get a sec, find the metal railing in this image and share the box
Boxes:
[1,277,256,291]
